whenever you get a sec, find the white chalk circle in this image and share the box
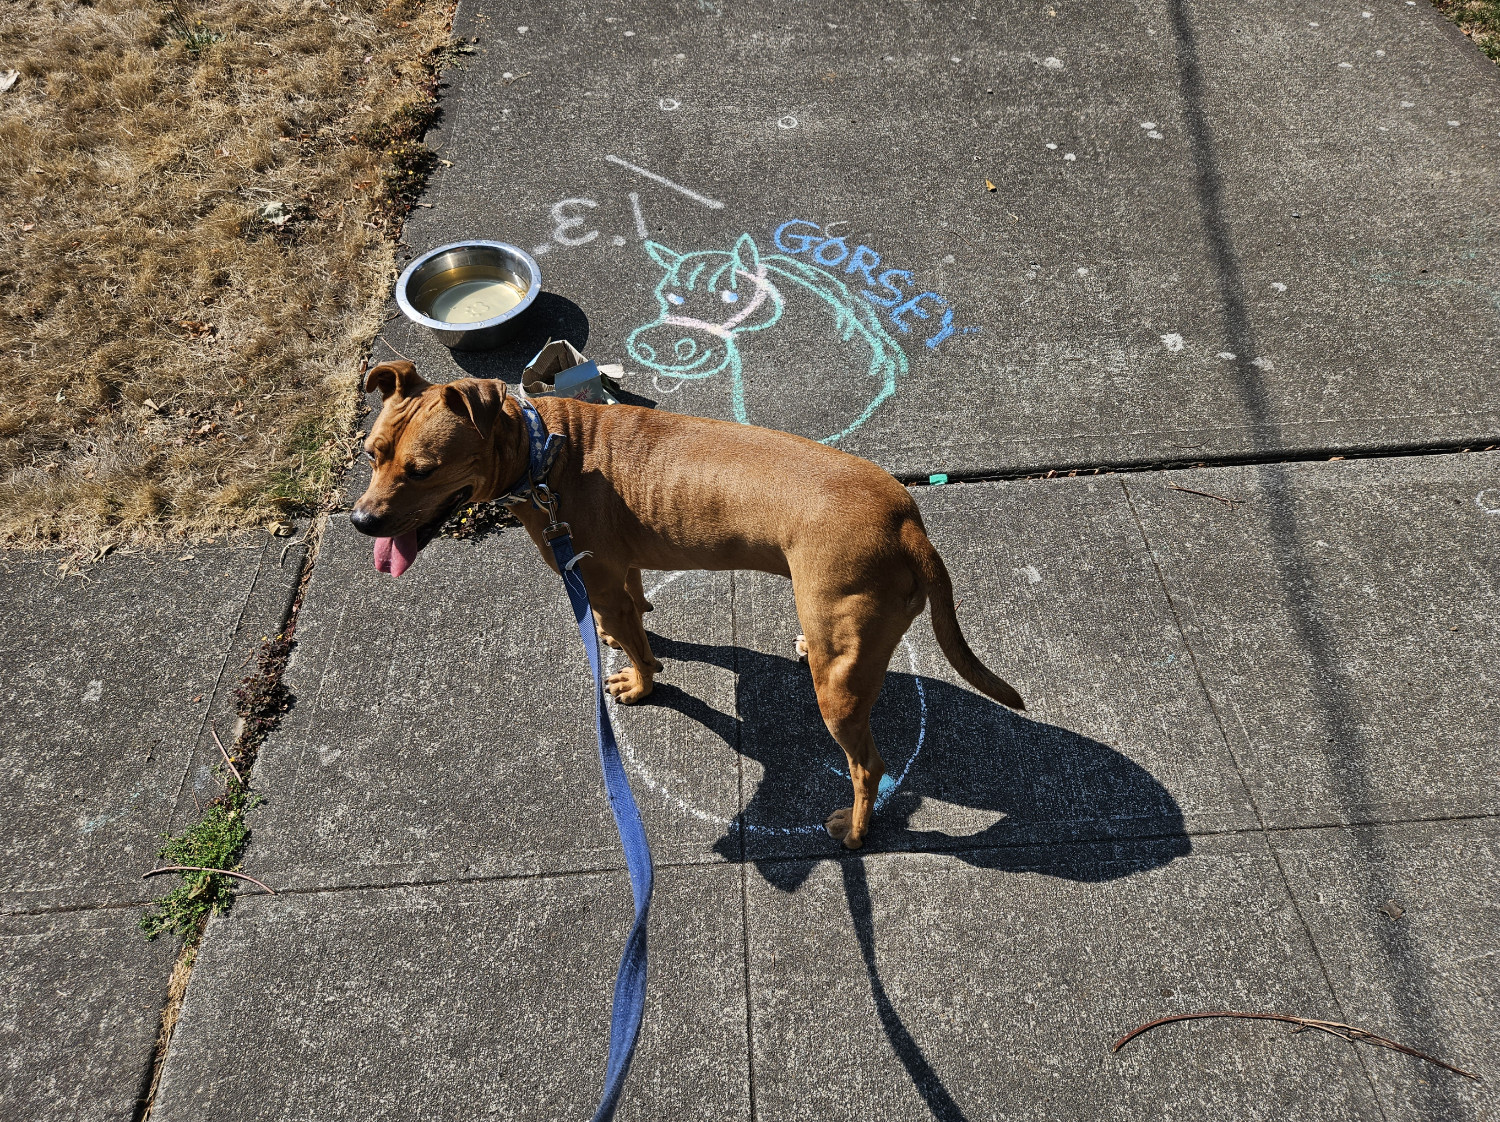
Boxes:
[778,115,799,129]
[608,571,928,837]
[659,98,680,111]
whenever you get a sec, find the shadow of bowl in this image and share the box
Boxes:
[448,291,591,382]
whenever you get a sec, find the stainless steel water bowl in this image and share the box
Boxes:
[395,240,541,351]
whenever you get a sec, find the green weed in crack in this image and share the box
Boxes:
[139,631,294,943]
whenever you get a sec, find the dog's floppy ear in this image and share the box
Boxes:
[442,378,508,439]
[365,360,428,400]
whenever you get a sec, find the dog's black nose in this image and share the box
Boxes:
[349,507,382,535]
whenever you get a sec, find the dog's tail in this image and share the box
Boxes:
[905,521,1025,711]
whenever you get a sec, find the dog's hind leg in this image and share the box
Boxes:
[798,590,916,849]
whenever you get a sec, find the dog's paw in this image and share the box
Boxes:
[605,667,653,704]
[824,807,864,850]
[794,634,808,662]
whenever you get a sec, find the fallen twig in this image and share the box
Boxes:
[376,334,412,363]
[1113,1010,1479,1081]
[143,865,275,895]
[1169,483,1239,508]
[209,725,243,784]
[279,533,306,568]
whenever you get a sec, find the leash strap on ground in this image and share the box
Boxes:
[546,528,655,1122]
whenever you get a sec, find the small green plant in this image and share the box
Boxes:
[139,785,254,940]
[165,1,224,56]
[140,632,294,942]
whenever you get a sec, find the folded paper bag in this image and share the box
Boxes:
[520,340,623,405]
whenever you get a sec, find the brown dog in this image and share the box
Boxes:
[352,360,1024,849]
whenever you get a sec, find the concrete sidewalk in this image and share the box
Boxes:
[1,537,305,1120]
[3,0,1497,1119]
[150,455,1497,1121]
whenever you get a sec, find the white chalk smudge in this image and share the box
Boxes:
[1147,130,1163,139]
[1043,56,1064,69]
[1161,333,1185,352]
[778,115,798,129]
[610,235,627,246]
[1251,356,1273,370]
[629,191,648,239]
[82,680,102,702]
[1217,351,1237,360]
[659,97,680,111]
[532,243,551,256]
[1272,281,1287,292]
[1020,565,1042,585]
[604,154,725,209]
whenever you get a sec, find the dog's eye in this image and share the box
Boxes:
[405,464,434,480]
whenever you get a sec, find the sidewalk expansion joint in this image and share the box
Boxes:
[183,808,1500,905]
[898,439,1497,488]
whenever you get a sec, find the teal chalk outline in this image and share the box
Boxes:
[626,232,908,444]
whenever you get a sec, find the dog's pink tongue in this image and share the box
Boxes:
[372,533,420,578]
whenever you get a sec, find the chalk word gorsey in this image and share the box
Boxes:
[772,220,980,350]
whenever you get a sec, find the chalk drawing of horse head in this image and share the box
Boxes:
[626,234,784,382]
[626,232,908,444]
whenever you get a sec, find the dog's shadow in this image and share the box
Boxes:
[645,636,1190,891]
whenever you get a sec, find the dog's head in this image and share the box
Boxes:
[350,361,519,577]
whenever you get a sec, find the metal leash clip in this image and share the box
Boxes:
[530,481,571,541]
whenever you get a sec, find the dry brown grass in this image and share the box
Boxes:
[1433,0,1500,63]
[0,0,454,547]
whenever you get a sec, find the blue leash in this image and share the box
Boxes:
[511,397,654,1122]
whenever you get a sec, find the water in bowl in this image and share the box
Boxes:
[427,278,525,324]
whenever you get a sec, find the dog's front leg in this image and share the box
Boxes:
[585,572,661,705]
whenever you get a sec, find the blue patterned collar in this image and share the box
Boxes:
[499,396,567,505]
